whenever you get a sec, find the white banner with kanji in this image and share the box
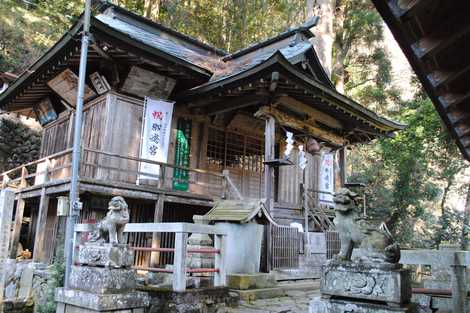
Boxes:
[319,152,334,204]
[138,97,174,182]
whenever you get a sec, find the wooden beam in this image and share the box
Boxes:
[428,63,470,89]
[392,0,430,20]
[9,196,25,259]
[150,196,165,267]
[412,23,470,60]
[33,187,50,262]
[440,93,470,111]
[205,94,268,116]
[254,106,346,146]
[275,95,343,129]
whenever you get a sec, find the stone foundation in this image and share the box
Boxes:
[309,297,417,313]
[141,286,239,313]
[56,242,148,313]
[69,266,136,293]
[227,273,276,290]
[321,262,411,304]
[55,288,149,312]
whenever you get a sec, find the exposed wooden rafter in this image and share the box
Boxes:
[254,106,346,146]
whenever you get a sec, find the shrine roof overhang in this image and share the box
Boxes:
[371,0,470,161]
[0,6,219,116]
[179,52,405,146]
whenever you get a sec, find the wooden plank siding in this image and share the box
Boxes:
[81,95,108,179]
[274,150,320,225]
[99,93,143,183]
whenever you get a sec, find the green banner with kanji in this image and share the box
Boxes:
[173,118,192,191]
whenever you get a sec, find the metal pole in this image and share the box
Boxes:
[64,0,92,287]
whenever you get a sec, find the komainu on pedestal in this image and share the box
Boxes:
[55,196,149,313]
[310,188,417,313]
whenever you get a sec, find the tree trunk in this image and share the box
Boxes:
[307,0,336,78]
[332,0,346,92]
[144,0,160,20]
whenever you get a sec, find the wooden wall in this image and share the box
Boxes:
[39,112,72,157]
[81,95,108,179]
[98,93,143,183]
[274,150,320,225]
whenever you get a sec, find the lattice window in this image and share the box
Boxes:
[207,127,264,173]
[207,128,225,167]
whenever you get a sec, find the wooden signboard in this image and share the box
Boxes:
[47,69,96,107]
[121,66,176,99]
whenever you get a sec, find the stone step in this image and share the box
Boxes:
[274,267,322,281]
[232,280,320,301]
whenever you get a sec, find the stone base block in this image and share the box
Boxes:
[78,243,134,268]
[55,288,149,312]
[321,262,411,304]
[227,272,277,290]
[309,297,417,313]
[69,266,136,294]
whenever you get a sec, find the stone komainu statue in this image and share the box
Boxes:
[333,188,400,263]
[90,196,130,244]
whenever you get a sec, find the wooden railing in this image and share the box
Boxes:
[0,147,243,200]
[304,188,335,232]
[74,222,227,292]
[0,148,73,189]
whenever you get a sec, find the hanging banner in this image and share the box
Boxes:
[138,97,174,182]
[319,152,334,204]
[173,118,192,191]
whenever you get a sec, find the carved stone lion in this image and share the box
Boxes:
[90,196,129,244]
[333,188,400,263]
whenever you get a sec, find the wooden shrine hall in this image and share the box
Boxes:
[0,2,403,270]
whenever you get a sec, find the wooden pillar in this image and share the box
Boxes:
[9,196,25,259]
[150,196,164,267]
[264,116,275,272]
[33,188,50,262]
[339,147,347,187]
[264,116,275,211]
[451,264,467,313]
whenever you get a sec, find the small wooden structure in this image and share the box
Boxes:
[0,3,403,272]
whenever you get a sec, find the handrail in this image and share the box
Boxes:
[83,147,224,178]
[0,148,73,177]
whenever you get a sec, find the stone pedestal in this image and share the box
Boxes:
[310,261,416,313]
[55,243,149,313]
[321,262,411,304]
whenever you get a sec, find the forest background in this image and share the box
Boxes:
[1,0,468,249]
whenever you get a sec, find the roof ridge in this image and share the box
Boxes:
[223,16,319,61]
[100,2,227,56]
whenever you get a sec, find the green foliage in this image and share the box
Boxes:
[349,96,465,248]
[0,118,41,172]
[0,0,81,73]
[37,245,65,313]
